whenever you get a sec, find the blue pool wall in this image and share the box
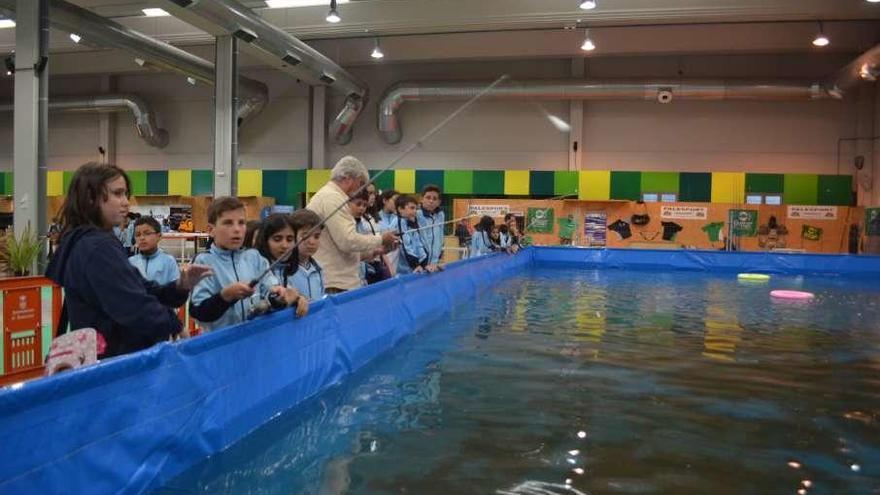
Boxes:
[0,250,527,495]
[2,247,880,494]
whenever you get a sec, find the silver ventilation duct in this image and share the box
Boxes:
[158,0,369,144]
[0,94,169,148]
[378,80,832,144]
[827,43,880,97]
[0,0,268,125]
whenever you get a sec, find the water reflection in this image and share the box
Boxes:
[158,268,880,494]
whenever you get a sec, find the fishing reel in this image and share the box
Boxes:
[247,291,288,320]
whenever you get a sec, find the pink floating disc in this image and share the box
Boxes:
[770,290,814,300]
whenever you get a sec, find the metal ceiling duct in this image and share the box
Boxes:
[0,94,169,148]
[827,43,880,97]
[0,0,268,125]
[158,0,369,144]
[378,79,832,144]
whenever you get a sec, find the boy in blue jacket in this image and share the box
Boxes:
[395,195,439,275]
[129,216,180,286]
[190,197,306,332]
[416,184,445,266]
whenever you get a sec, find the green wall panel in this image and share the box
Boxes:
[191,170,213,196]
[146,171,168,195]
[818,175,852,206]
[473,170,505,195]
[288,169,307,206]
[554,171,579,196]
[444,170,473,194]
[610,171,641,201]
[62,171,74,196]
[415,170,444,193]
[678,172,711,202]
[128,170,147,196]
[369,169,395,192]
[783,174,818,205]
[745,173,784,193]
[262,170,292,205]
[529,171,555,197]
[641,171,680,193]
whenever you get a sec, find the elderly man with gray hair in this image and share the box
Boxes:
[307,156,398,293]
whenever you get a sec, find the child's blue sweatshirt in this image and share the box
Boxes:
[129,249,179,286]
[190,245,279,332]
[416,207,445,265]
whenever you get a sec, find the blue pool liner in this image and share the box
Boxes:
[1,247,879,494]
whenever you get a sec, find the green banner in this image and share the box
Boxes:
[868,208,880,236]
[526,207,555,233]
[730,209,758,237]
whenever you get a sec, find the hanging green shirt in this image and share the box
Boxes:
[701,222,724,242]
[558,217,577,240]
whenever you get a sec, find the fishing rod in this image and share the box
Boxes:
[248,74,511,289]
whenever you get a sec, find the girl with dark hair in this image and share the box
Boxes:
[255,214,297,287]
[45,162,212,358]
[376,189,399,230]
[469,215,497,258]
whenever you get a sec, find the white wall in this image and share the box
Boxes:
[0,52,874,177]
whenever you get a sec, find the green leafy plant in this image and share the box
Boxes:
[3,225,43,276]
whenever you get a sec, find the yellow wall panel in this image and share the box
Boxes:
[167,170,192,196]
[237,169,262,196]
[306,169,332,193]
[394,169,416,193]
[47,171,64,197]
[578,170,611,200]
[711,172,745,203]
[504,170,530,196]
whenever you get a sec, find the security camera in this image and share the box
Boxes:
[657,89,673,104]
[855,155,865,171]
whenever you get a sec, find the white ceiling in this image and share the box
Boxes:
[0,0,879,71]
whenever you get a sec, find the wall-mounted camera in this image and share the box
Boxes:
[855,155,865,171]
[657,88,674,104]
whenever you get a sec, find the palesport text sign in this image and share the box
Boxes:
[660,205,708,220]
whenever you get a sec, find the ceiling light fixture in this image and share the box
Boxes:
[326,0,341,23]
[187,77,197,85]
[371,38,384,59]
[0,19,15,29]
[580,28,596,51]
[266,0,348,7]
[812,21,829,47]
[69,33,82,43]
[579,0,597,9]
[142,8,170,17]
[867,0,880,3]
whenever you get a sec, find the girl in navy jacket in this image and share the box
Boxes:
[45,163,210,358]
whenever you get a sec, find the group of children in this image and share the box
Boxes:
[126,183,459,334]
[468,213,522,257]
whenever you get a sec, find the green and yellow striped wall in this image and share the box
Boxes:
[37,169,853,206]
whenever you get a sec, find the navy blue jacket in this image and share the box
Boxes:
[45,226,186,358]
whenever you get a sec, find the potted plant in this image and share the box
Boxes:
[2,225,43,277]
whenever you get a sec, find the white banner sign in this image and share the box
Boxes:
[787,205,838,220]
[660,205,708,220]
[467,205,509,217]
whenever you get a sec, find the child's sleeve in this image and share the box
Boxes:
[189,255,232,323]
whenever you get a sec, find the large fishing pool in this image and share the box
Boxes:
[156,265,880,494]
